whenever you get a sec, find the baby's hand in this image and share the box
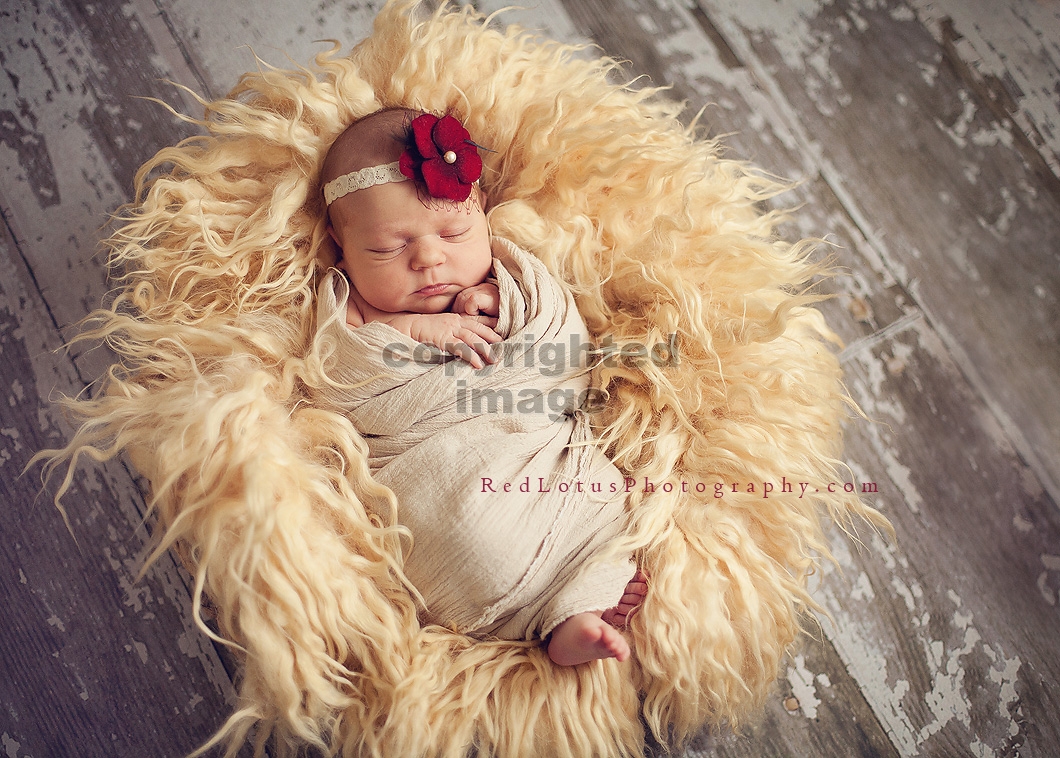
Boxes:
[392,312,501,369]
[452,282,500,318]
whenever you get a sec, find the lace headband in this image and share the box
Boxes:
[323,161,408,205]
[323,113,484,206]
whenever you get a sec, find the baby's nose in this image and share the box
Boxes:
[409,238,446,268]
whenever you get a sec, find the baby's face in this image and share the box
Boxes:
[329,180,492,315]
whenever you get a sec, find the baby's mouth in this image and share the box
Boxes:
[415,283,453,296]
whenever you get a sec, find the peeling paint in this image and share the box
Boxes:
[1040,554,1060,605]
[850,570,874,601]
[130,638,149,665]
[711,0,835,77]
[820,520,1034,757]
[918,59,939,87]
[1,732,27,758]
[945,245,981,283]
[907,0,1060,180]
[935,88,978,148]
[9,378,25,404]
[969,121,1014,150]
[1,427,22,453]
[159,0,389,96]
[916,616,980,744]
[186,692,204,713]
[73,673,89,702]
[977,186,1019,237]
[1035,572,1055,606]
[844,327,927,515]
[0,3,166,364]
[786,654,823,718]
[0,172,103,415]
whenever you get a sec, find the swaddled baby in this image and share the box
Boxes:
[314,108,645,666]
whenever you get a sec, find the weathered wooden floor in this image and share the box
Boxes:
[2,0,1058,756]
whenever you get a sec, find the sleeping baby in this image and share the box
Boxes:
[313,108,646,666]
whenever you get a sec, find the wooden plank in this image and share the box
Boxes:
[691,630,901,758]
[828,314,1060,757]
[698,0,1060,514]
[0,0,199,381]
[2,1,249,754]
[0,215,238,756]
[154,0,388,98]
[546,0,914,345]
[907,0,1060,182]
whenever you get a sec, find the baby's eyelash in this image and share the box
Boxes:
[366,229,470,254]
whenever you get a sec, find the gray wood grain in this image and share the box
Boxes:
[831,313,1060,757]
[2,1,243,755]
[699,0,1060,513]
[0,0,199,382]
[692,630,901,758]
[906,0,1060,183]
[0,217,237,756]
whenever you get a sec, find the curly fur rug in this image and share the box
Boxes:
[39,1,886,755]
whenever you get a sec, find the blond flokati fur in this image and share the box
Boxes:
[35,1,888,756]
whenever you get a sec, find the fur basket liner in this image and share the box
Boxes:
[37,1,887,756]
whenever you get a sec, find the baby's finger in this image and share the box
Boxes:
[466,315,500,332]
[462,335,498,366]
[450,330,498,368]
[453,290,474,315]
[446,339,486,369]
[456,291,483,315]
[463,319,502,344]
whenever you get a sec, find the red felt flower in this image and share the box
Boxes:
[399,113,483,202]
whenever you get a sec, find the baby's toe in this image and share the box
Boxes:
[604,627,630,661]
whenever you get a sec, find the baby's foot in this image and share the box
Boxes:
[547,612,630,666]
[601,570,648,628]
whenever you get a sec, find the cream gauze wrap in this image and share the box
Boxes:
[312,237,633,640]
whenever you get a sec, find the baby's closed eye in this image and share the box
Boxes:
[365,241,406,256]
